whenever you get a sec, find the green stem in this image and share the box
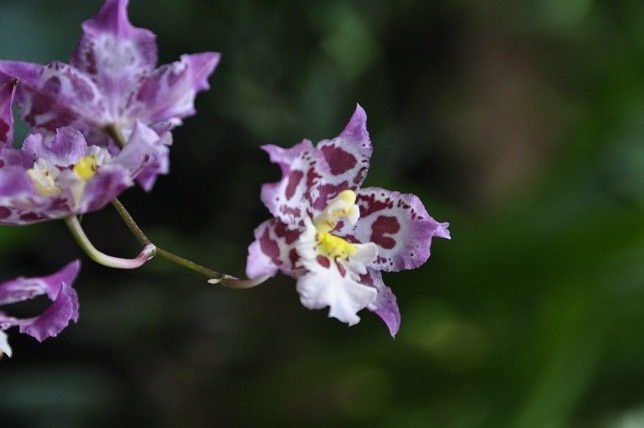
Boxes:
[104,125,270,288]
[111,199,270,288]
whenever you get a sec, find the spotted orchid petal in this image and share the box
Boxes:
[343,187,450,272]
[0,261,80,343]
[261,105,372,227]
[72,0,157,118]
[1,0,217,138]
[129,53,220,125]
[0,60,107,132]
[246,218,303,279]
[113,121,171,191]
[22,127,88,167]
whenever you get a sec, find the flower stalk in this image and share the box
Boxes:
[65,216,156,269]
[110,198,269,288]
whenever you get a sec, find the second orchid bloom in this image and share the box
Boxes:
[246,106,450,336]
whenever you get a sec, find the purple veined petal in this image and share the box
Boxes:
[22,127,88,167]
[0,261,80,342]
[246,218,304,279]
[316,104,372,190]
[362,269,401,337]
[0,78,17,147]
[112,121,171,191]
[1,61,108,132]
[128,52,220,125]
[72,0,157,118]
[344,187,450,272]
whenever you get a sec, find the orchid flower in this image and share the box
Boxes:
[0,261,81,358]
[246,106,450,336]
[0,79,169,226]
[0,0,219,190]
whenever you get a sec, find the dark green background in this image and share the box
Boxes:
[0,0,643,427]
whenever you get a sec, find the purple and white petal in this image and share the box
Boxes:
[112,121,170,191]
[0,78,16,147]
[346,187,450,272]
[260,139,319,226]
[79,164,132,212]
[22,127,87,167]
[362,269,401,337]
[316,104,372,190]
[72,0,157,118]
[128,53,220,125]
[2,61,107,132]
[246,218,303,279]
[0,261,80,342]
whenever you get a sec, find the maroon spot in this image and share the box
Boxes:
[337,262,347,277]
[316,255,330,268]
[0,120,10,143]
[0,207,11,220]
[280,205,301,219]
[19,212,44,222]
[43,76,61,95]
[311,182,347,211]
[371,215,400,249]
[342,234,360,244]
[320,145,357,175]
[289,249,299,269]
[259,228,281,266]
[0,160,4,168]
[358,192,394,217]
[274,221,300,244]
[284,170,303,200]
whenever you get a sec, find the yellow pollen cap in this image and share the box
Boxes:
[317,231,357,259]
[338,189,356,204]
[73,155,99,181]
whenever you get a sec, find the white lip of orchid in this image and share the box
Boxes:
[294,190,380,326]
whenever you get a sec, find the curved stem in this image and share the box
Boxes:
[111,199,267,289]
[103,125,268,289]
[65,216,156,269]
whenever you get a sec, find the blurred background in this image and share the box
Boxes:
[0,0,643,426]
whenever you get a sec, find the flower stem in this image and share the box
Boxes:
[103,125,270,288]
[110,199,270,288]
[65,216,156,269]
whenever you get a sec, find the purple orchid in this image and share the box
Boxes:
[0,0,218,190]
[246,105,450,336]
[0,79,169,225]
[0,261,81,358]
